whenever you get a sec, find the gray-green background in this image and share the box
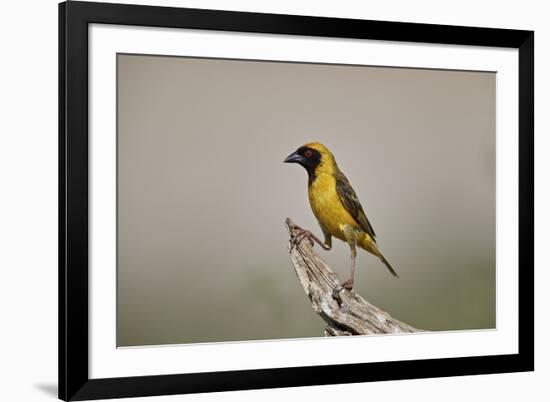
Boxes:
[117,54,495,347]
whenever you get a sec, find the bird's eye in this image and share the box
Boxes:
[304,150,313,158]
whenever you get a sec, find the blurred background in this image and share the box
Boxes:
[117,54,495,347]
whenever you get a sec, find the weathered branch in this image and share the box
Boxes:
[285,218,419,336]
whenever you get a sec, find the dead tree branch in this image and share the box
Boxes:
[285,218,419,336]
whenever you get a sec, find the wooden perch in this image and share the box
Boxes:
[285,218,419,336]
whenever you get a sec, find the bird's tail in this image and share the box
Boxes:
[359,235,399,278]
[378,251,399,278]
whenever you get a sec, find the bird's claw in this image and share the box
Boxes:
[332,279,354,301]
[289,229,315,252]
[340,279,354,291]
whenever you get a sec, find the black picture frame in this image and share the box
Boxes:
[59,1,534,400]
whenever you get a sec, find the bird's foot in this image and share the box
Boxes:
[288,223,330,253]
[332,278,354,300]
[340,278,354,290]
[289,227,315,252]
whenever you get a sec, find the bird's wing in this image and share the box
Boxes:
[335,173,376,240]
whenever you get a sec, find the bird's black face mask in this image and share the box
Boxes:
[284,146,322,180]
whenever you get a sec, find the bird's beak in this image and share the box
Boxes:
[284,151,304,164]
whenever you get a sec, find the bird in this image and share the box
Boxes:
[284,142,398,291]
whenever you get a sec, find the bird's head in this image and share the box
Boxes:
[284,142,336,178]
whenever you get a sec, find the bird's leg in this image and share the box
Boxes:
[339,225,357,291]
[341,249,356,290]
[288,223,331,252]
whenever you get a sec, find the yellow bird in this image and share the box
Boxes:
[284,142,398,290]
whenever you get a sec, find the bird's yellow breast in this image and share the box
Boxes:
[308,173,361,241]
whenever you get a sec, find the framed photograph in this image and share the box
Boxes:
[59,1,534,400]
